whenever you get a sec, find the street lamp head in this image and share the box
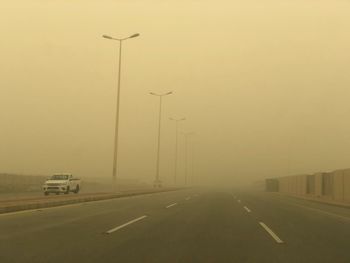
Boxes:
[150,91,173,96]
[102,34,114,40]
[129,33,140,39]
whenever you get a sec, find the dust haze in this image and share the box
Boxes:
[1,0,350,187]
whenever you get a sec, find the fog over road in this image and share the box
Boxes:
[1,189,350,263]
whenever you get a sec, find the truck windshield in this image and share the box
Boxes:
[51,175,69,180]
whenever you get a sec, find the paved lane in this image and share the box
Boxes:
[235,191,350,263]
[1,189,350,263]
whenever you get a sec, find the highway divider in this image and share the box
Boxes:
[0,188,183,214]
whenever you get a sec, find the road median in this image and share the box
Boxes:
[0,188,183,214]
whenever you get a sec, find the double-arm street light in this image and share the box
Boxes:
[150,91,173,187]
[169,117,186,185]
[102,33,140,191]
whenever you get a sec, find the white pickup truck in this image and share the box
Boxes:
[42,173,81,195]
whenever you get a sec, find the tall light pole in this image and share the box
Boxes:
[183,132,195,186]
[102,33,140,191]
[150,91,173,187]
[191,139,195,185]
[169,117,186,185]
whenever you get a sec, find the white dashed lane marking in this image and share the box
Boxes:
[106,216,147,234]
[259,222,284,244]
[166,203,178,209]
[243,206,251,213]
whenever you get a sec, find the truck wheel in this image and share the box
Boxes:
[74,185,80,194]
[64,187,70,194]
[44,192,49,196]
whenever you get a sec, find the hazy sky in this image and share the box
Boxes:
[1,0,350,185]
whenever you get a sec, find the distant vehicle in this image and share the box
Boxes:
[42,173,81,196]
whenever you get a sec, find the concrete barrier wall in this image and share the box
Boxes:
[306,175,315,194]
[332,170,344,201]
[276,174,307,196]
[344,170,350,202]
[299,174,307,196]
[314,173,323,197]
[268,168,350,204]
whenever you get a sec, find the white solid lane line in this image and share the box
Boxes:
[166,203,178,208]
[106,216,147,234]
[259,222,284,244]
[243,206,251,213]
[0,203,85,218]
[289,203,350,222]
[0,209,41,217]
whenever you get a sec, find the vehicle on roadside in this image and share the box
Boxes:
[42,173,81,196]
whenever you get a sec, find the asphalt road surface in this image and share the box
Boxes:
[1,189,350,263]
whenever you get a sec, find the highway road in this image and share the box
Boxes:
[1,189,350,263]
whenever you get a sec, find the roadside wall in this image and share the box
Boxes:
[266,168,350,204]
[344,169,350,202]
[277,174,307,196]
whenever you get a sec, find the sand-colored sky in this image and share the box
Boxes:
[1,0,350,185]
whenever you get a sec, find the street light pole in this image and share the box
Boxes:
[183,132,195,186]
[185,134,189,186]
[191,139,195,185]
[150,91,173,187]
[103,33,140,191]
[169,117,186,185]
